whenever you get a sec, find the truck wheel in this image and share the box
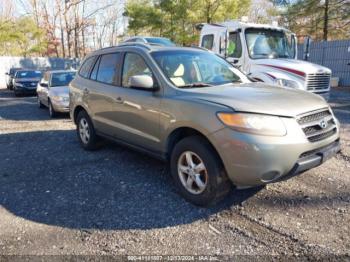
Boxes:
[76,110,100,150]
[170,136,231,206]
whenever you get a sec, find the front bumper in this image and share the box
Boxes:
[208,118,340,187]
[14,86,37,94]
[51,99,70,113]
[274,139,340,183]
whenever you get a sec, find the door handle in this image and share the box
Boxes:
[114,97,123,103]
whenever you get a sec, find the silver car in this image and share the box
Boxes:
[70,44,340,206]
[123,36,176,47]
[37,70,76,117]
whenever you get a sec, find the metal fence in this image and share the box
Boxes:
[298,39,350,86]
[0,56,79,88]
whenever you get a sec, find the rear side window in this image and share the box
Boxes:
[96,53,120,85]
[201,34,214,50]
[90,57,100,80]
[79,56,95,78]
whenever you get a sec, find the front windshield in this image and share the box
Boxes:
[151,50,242,88]
[51,72,76,87]
[245,28,296,59]
[16,70,42,78]
[146,38,176,47]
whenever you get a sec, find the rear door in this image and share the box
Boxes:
[84,52,125,137]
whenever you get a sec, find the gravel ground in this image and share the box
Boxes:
[0,87,349,259]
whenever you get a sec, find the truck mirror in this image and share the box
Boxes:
[303,36,312,61]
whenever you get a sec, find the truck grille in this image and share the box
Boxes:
[297,108,337,143]
[306,73,330,91]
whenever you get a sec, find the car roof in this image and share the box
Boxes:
[127,36,170,40]
[87,44,208,58]
[15,69,42,73]
[46,70,76,74]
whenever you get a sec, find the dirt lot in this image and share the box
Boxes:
[0,86,349,259]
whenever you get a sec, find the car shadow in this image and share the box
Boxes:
[0,89,69,121]
[0,129,262,230]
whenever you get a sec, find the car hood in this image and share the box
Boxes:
[50,86,69,97]
[183,83,328,117]
[253,58,331,76]
[15,78,41,83]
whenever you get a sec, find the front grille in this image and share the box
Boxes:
[297,108,337,143]
[306,73,330,91]
[21,82,37,87]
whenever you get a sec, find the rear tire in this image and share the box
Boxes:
[170,136,231,206]
[76,110,100,150]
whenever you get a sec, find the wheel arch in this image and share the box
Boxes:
[73,105,88,124]
[166,127,224,167]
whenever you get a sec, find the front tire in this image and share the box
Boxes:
[170,136,231,206]
[76,110,100,150]
[48,100,57,118]
[37,96,44,108]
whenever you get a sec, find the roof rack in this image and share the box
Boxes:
[117,42,153,50]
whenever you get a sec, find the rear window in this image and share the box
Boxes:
[79,56,95,78]
[51,72,76,87]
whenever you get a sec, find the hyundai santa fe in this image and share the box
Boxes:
[69,43,340,206]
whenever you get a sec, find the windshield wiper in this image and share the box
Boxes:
[179,82,213,88]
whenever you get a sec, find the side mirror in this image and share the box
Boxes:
[129,75,155,90]
[40,82,48,88]
[303,36,312,61]
[227,57,240,65]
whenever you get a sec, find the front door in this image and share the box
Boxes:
[112,52,161,151]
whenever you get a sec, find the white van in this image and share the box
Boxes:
[198,21,331,97]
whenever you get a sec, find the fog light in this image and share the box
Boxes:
[261,171,281,182]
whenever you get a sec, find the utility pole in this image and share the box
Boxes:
[323,0,329,41]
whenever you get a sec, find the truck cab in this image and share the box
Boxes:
[199,21,331,97]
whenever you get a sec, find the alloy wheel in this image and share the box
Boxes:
[79,118,90,144]
[177,151,208,195]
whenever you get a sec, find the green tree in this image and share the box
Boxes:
[0,17,47,56]
[280,0,350,41]
[124,0,251,46]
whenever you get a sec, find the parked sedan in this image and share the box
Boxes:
[5,67,22,90]
[13,70,42,96]
[37,70,76,118]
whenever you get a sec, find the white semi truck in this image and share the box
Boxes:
[198,21,331,97]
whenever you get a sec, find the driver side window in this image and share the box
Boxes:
[122,53,153,88]
[227,32,242,58]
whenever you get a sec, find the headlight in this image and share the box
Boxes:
[217,112,287,136]
[51,95,65,101]
[275,78,299,89]
[15,82,23,87]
